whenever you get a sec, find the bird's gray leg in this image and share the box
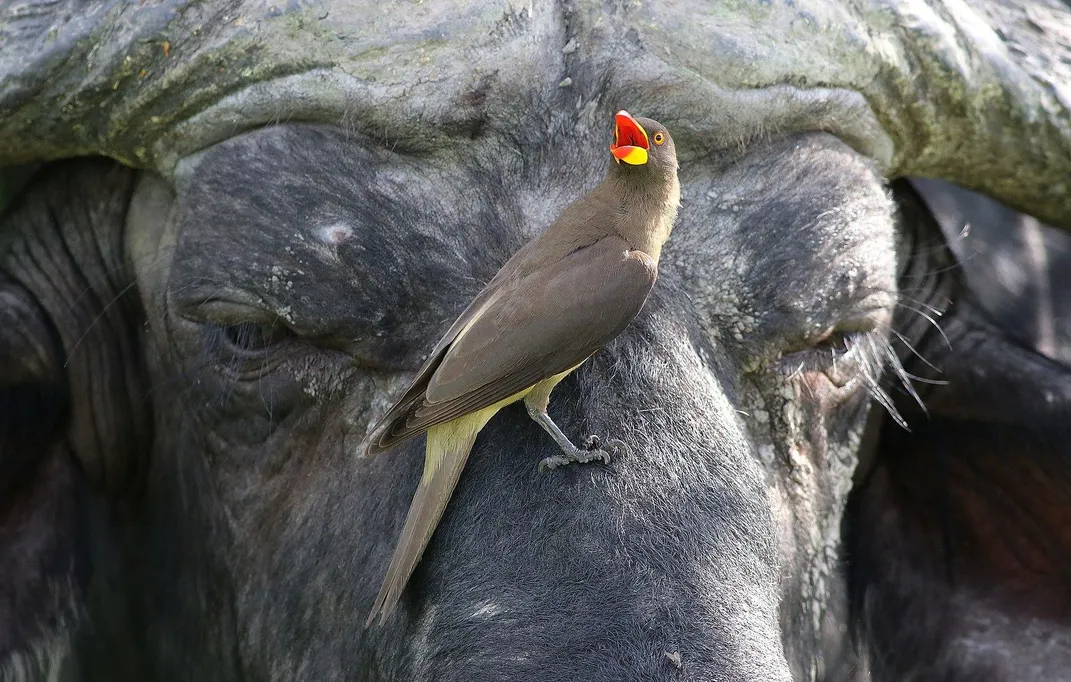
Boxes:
[523,380,625,472]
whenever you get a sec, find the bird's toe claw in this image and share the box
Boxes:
[585,448,611,465]
[605,438,628,456]
[538,455,571,472]
[573,444,611,465]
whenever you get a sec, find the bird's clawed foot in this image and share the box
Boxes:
[538,434,627,472]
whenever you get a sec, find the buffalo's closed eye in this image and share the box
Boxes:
[777,321,889,390]
[809,329,853,357]
[219,321,290,355]
[199,319,294,379]
[178,299,293,358]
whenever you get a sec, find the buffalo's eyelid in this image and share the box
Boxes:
[812,330,853,354]
[219,320,291,353]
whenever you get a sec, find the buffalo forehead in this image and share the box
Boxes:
[164,123,892,369]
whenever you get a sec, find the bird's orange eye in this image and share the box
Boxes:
[653,132,665,145]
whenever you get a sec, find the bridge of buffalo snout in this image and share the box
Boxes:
[1,120,1070,682]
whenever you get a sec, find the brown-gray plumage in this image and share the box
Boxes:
[364,111,681,626]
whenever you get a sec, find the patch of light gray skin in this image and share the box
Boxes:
[315,222,355,246]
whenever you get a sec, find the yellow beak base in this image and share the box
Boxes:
[611,145,649,165]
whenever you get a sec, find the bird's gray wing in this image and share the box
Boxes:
[363,243,529,455]
[373,235,657,449]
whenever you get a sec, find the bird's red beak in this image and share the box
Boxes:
[610,110,650,165]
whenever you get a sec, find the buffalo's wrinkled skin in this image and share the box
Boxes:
[1,1,1071,681]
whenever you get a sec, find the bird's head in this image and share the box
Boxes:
[609,111,678,178]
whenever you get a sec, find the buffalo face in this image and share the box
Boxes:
[2,118,906,680]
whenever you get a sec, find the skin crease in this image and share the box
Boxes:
[1,1,1070,681]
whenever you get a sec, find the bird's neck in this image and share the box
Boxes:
[608,171,681,261]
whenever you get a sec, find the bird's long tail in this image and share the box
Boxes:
[365,413,489,626]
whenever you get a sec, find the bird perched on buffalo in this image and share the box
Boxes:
[364,110,681,626]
